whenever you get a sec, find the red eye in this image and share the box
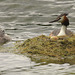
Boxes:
[58,18,61,20]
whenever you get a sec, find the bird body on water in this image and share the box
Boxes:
[0,28,10,45]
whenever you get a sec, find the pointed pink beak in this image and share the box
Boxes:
[49,19,59,23]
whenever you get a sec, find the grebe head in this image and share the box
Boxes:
[49,13,69,27]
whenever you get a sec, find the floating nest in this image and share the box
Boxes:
[15,35,75,64]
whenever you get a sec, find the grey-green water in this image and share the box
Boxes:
[0,0,75,75]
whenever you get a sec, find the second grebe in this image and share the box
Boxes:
[49,13,73,37]
[0,28,11,45]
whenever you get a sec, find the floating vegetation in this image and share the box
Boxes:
[15,35,75,64]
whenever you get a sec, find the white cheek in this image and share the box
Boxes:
[58,17,64,22]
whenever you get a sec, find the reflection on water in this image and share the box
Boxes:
[0,0,75,75]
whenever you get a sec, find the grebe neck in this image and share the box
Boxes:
[57,25,67,36]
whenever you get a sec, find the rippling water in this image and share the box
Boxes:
[0,0,75,75]
[0,0,75,40]
[0,53,75,75]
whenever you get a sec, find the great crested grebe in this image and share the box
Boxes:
[49,13,73,37]
[0,28,11,45]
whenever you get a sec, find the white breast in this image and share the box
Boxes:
[57,25,67,36]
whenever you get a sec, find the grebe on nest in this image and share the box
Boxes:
[49,13,73,37]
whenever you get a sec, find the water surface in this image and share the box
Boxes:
[0,0,75,75]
